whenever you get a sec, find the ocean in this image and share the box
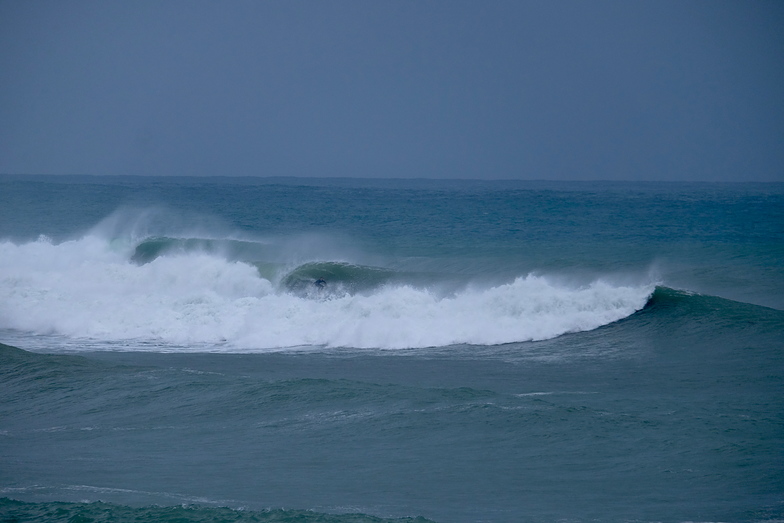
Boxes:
[0,175,782,523]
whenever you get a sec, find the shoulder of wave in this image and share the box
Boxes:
[0,342,108,374]
[640,286,784,319]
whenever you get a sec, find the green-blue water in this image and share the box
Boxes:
[1,176,782,522]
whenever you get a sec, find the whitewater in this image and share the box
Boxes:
[0,232,653,350]
[1,176,782,523]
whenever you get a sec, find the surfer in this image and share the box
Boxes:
[314,278,327,290]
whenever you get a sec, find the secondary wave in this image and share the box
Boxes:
[0,235,654,351]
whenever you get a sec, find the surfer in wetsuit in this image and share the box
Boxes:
[314,278,327,290]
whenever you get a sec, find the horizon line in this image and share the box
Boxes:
[1,173,782,185]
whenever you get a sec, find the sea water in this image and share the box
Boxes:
[0,176,782,522]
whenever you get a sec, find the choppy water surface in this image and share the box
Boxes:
[1,176,782,522]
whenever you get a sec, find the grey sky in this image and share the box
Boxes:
[1,1,782,181]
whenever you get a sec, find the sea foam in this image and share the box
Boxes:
[0,236,653,351]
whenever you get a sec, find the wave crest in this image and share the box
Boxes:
[0,236,653,351]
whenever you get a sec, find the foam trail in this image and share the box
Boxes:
[245,277,652,349]
[0,236,653,351]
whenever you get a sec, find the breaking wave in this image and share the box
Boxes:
[0,233,654,351]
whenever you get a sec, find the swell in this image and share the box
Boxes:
[0,342,516,430]
[635,286,784,334]
[0,498,436,523]
[6,233,782,352]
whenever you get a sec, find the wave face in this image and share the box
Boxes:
[0,233,653,350]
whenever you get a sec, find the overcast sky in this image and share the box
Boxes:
[1,1,782,181]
